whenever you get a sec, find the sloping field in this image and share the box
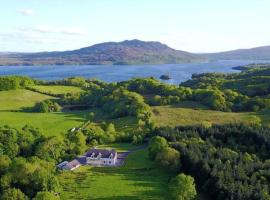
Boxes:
[151,101,259,127]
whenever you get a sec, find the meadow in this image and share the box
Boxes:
[0,89,87,136]
[30,85,84,95]
[151,101,263,127]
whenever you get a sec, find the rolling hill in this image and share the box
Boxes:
[0,39,204,66]
[202,45,270,60]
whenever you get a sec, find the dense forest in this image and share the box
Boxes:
[1,65,270,199]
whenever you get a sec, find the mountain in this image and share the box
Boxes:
[202,46,270,60]
[0,39,204,66]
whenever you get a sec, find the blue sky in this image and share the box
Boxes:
[1,0,270,52]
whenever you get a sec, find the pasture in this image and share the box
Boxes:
[151,101,260,127]
[30,85,84,95]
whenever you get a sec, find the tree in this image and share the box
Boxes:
[33,100,61,113]
[148,136,168,160]
[33,192,59,200]
[169,173,197,200]
[68,131,87,155]
[0,155,11,175]
[155,147,180,171]
[35,136,65,161]
[1,188,29,200]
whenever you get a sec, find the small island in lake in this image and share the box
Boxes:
[160,74,172,80]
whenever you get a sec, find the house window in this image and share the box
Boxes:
[104,161,106,164]
[109,161,111,164]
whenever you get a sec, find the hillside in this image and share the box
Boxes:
[202,45,270,60]
[0,39,203,66]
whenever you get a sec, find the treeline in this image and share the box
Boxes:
[154,124,270,200]
[0,76,34,91]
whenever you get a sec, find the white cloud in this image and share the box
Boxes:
[18,9,34,16]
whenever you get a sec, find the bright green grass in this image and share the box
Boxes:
[30,85,84,95]
[0,89,55,111]
[151,101,258,127]
[0,89,90,136]
[98,143,138,152]
[58,149,172,200]
[0,111,88,137]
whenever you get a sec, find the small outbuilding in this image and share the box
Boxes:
[62,159,81,170]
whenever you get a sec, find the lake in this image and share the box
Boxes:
[0,60,269,84]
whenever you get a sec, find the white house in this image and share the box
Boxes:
[57,148,118,170]
[83,148,117,166]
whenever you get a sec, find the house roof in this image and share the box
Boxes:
[57,161,69,168]
[77,156,87,165]
[84,148,116,158]
[64,159,81,169]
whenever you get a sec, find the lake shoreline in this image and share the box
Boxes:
[0,60,269,84]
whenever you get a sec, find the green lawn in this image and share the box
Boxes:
[151,101,259,127]
[58,149,173,200]
[30,85,84,95]
[97,143,138,152]
[0,111,89,137]
[0,89,89,137]
[0,89,55,111]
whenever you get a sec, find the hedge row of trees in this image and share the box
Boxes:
[155,124,270,200]
[0,76,34,91]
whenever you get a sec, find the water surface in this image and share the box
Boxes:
[0,60,269,84]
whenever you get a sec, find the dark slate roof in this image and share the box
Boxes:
[77,156,87,165]
[84,148,116,158]
[65,159,81,169]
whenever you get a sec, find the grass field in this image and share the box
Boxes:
[30,85,84,95]
[0,111,88,137]
[58,148,173,200]
[0,89,55,111]
[98,143,139,152]
[151,101,260,127]
[0,89,89,136]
